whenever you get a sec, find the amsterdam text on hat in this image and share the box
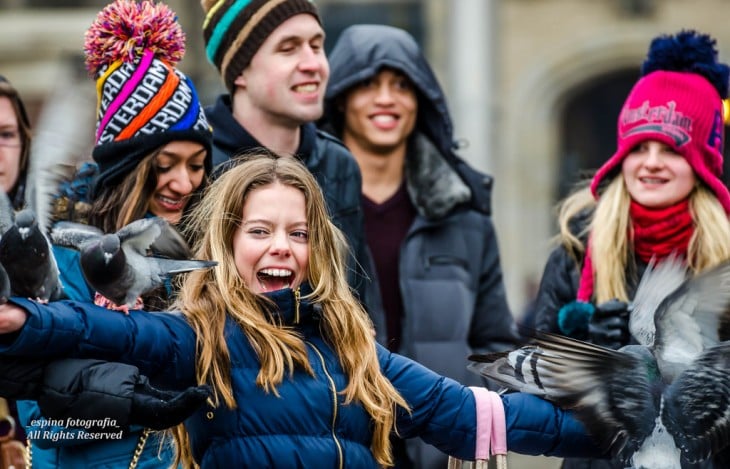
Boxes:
[84,0,212,193]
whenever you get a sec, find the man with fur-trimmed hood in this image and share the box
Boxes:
[322,24,521,469]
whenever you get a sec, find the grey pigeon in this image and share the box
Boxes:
[469,257,730,469]
[51,217,217,310]
[0,192,62,301]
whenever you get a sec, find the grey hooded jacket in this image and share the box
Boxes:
[324,24,521,388]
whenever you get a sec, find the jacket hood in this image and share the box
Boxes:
[323,24,493,216]
[324,24,454,158]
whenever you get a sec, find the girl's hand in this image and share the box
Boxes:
[0,303,27,334]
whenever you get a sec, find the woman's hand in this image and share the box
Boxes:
[0,303,27,334]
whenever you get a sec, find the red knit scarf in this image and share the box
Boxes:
[630,199,693,263]
[576,200,693,302]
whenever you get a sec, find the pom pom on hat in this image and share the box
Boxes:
[84,0,212,195]
[640,30,729,97]
[84,0,185,76]
[590,30,730,214]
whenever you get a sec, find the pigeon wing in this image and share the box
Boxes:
[150,258,217,277]
[116,217,166,255]
[470,331,656,460]
[148,220,192,260]
[0,191,14,236]
[468,346,554,397]
[25,68,94,235]
[653,259,730,378]
[0,263,10,304]
[630,254,687,347]
[50,221,104,250]
[663,341,730,464]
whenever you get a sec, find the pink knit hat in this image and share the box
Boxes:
[590,33,730,214]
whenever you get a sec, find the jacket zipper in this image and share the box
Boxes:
[294,286,300,324]
[307,341,343,469]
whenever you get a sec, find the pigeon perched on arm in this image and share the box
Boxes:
[469,257,730,468]
[51,217,217,312]
[0,191,62,302]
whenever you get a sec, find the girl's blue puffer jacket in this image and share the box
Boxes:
[1,285,600,467]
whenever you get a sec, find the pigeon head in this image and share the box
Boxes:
[14,209,37,240]
[80,234,126,284]
[100,234,120,258]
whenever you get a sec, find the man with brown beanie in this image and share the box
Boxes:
[201,0,384,336]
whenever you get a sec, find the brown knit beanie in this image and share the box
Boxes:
[202,0,321,92]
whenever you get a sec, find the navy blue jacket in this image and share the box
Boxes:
[0,288,599,467]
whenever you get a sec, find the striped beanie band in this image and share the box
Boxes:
[84,0,212,194]
[202,0,320,92]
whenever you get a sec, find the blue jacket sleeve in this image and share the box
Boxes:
[380,346,602,460]
[380,346,478,460]
[0,298,197,389]
[502,392,603,458]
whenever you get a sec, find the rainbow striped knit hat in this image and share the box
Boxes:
[84,0,212,194]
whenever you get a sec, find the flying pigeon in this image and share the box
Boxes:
[468,257,730,468]
[51,217,217,312]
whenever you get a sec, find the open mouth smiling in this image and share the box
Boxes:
[257,268,295,292]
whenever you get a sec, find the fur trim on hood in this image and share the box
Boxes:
[405,133,471,220]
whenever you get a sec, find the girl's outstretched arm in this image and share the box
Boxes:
[0,298,196,387]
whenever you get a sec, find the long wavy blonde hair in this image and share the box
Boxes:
[557,176,730,303]
[171,153,408,468]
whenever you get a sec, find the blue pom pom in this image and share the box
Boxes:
[557,301,595,336]
[641,30,729,98]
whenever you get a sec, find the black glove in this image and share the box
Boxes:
[588,299,630,349]
[129,377,211,430]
